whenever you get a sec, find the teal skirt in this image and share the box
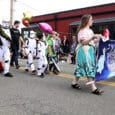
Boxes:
[74,44,96,78]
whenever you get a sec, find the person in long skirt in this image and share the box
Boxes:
[71,14,104,95]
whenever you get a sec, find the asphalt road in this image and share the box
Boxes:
[0,59,115,115]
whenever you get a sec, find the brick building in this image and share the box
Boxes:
[22,3,115,40]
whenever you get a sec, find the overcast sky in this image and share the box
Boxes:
[0,0,114,24]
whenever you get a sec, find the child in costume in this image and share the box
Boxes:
[36,32,48,78]
[25,30,36,74]
[46,33,60,75]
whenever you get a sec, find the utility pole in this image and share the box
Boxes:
[10,0,14,27]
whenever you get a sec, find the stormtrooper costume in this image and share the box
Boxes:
[37,34,48,77]
[0,25,13,77]
[25,31,36,74]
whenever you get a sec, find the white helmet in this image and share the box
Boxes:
[1,20,10,29]
[30,30,36,38]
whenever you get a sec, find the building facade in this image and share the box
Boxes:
[22,3,115,40]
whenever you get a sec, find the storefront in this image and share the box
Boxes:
[70,17,115,39]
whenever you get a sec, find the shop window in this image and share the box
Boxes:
[71,24,115,40]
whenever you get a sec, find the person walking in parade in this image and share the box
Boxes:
[71,14,104,95]
[10,20,25,69]
[47,32,60,75]
[36,32,48,78]
[0,24,13,77]
[24,30,37,74]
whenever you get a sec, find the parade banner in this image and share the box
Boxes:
[95,39,115,81]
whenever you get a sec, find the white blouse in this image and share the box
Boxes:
[78,28,94,43]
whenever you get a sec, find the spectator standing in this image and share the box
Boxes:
[62,35,69,55]
[70,35,77,64]
[53,32,61,62]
